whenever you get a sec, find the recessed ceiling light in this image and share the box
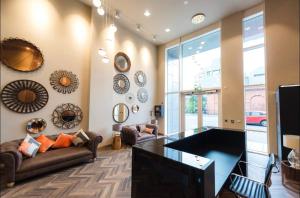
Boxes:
[144,10,151,17]
[93,0,101,7]
[165,28,170,32]
[109,23,117,33]
[201,41,205,45]
[114,10,121,19]
[97,6,105,16]
[152,35,157,41]
[188,47,193,50]
[191,13,206,24]
[102,56,110,64]
[245,27,251,31]
[136,24,142,31]
[184,1,189,5]
[98,48,106,56]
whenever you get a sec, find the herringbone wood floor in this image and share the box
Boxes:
[1,147,299,198]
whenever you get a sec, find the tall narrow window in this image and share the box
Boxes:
[165,46,180,133]
[243,12,268,154]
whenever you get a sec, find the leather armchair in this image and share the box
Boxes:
[121,124,158,146]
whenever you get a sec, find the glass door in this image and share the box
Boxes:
[183,92,219,132]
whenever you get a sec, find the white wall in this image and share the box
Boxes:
[88,9,157,146]
[0,0,92,142]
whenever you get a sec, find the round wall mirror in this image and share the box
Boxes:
[50,70,79,94]
[52,103,83,129]
[134,71,147,87]
[137,88,149,103]
[61,110,76,122]
[26,118,47,134]
[113,74,130,94]
[132,105,140,114]
[114,52,131,72]
[113,103,129,123]
[0,38,44,72]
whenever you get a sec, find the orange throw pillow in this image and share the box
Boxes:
[52,133,74,149]
[36,134,55,153]
[144,127,154,134]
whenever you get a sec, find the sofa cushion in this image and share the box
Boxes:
[35,135,55,153]
[18,147,93,173]
[52,133,74,148]
[18,134,41,157]
[138,132,155,141]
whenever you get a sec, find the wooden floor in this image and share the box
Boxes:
[1,147,299,198]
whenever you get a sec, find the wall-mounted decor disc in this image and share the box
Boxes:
[113,74,130,94]
[134,71,147,87]
[52,103,83,129]
[1,80,48,113]
[0,38,44,72]
[50,70,79,94]
[137,88,148,103]
[26,118,47,134]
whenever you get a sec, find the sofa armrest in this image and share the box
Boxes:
[84,131,103,158]
[121,127,139,145]
[0,142,23,171]
[146,124,159,138]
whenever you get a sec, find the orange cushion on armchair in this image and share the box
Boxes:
[52,133,74,148]
[36,134,55,153]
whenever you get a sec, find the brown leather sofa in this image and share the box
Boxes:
[0,131,102,187]
[121,124,158,145]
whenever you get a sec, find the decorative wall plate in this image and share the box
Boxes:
[26,118,47,134]
[114,52,131,72]
[132,104,140,114]
[52,103,83,129]
[113,74,130,94]
[1,80,48,113]
[125,93,135,103]
[134,71,147,87]
[50,70,79,94]
[113,103,129,123]
[137,88,148,103]
[0,38,44,72]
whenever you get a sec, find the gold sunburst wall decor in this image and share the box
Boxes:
[50,70,79,94]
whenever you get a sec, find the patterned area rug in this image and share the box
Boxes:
[1,147,132,198]
[1,147,298,198]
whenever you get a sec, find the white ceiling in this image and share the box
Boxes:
[80,0,263,45]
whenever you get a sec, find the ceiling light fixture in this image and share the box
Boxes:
[184,1,189,5]
[109,23,117,33]
[115,10,121,19]
[97,6,105,16]
[98,48,106,56]
[144,10,151,17]
[93,0,101,7]
[191,13,206,24]
[165,28,170,32]
[136,24,142,31]
[201,41,205,45]
[152,35,157,41]
[102,56,110,64]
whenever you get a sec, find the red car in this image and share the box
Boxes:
[245,111,267,127]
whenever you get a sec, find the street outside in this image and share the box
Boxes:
[185,113,268,153]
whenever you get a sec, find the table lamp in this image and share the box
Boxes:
[283,134,300,169]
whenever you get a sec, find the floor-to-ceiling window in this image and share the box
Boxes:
[243,12,268,154]
[165,29,221,134]
[165,46,180,133]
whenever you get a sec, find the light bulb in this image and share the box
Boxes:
[102,56,109,63]
[93,0,101,7]
[98,48,106,56]
[109,23,117,33]
[97,6,105,16]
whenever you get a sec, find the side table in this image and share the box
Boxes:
[113,134,121,150]
[281,160,300,193]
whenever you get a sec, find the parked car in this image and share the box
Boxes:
[245,111,267,127]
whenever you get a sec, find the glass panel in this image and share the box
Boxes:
[243,13,268,154]
[184,95,198,131]
[166,93,180,134]
[202,94,219,127]
[166,46,180,92]
[182,30,221,91]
